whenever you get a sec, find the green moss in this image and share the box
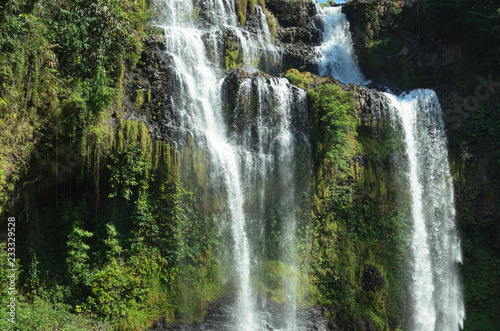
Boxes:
[234,0,248,25]
[449,154,500,331]
[192,6,201,21]
[113,119,151,156]
[256,260,310,306]
[117,59,125,110]
[224,38,243,70]
[135,89,145,107]
[306,81,408,329]
[284,69,313,89]
[225,50,240,70]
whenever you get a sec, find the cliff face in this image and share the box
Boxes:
[121,2,500,329]
[340,2,500,330]
[0,0,498,330]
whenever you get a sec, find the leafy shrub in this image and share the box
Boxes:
[309,84,357,180]
[66,220,94,293]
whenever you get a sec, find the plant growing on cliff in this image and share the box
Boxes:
[66,220,94,294]
[310,84,357,180]
[0,0,150,217]
[108,143,148,201]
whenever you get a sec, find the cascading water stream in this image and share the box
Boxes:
[234,77,310,329]
[384,91,465,331]
[152,0,311,329]
[316,4,464,330]
[316,6,369,85]
[153,0,256,326]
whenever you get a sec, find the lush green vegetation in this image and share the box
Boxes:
[419,3,500,328]
[421,0,499,67]
[1,0,499,330]
[1,118,223,329]
[304,82,407,329]
[341,6,500,327]
[0,0,149,213]
[0,0,223,329]
[447,101,500,331]
[349,7,500,324]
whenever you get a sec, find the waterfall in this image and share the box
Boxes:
[232,77,310,329]
[152,0,311,329]
[317,4,464,331]
[384,91,465,331]
[316,6,369,85]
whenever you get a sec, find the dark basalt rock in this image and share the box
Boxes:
[341,83,393,124]
[244,5,269,32]
[270,0,323,46]
[222,68,254,91]
[342,0,463,89]
[266,0,310,28]
[149,295,329,330]
[353,319,377,331]
[121,31,175,141]
[394,35,463,70]
[277,24,322,45]
[223,28,244,69]
[362,264,386,292]
[269,0,324,74]
[280,43,318,72]
[307,0,321,17]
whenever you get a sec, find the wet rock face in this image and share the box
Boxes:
[342,0,463,88]
[395,36,463,70]
[220,68,254,124]
[278,24,322,45]
[340,83,393,125]
[353,319,377,331]
[266,0,310,28]
[269,0,323,72]
[223,28,243,70]
[221,68,310,154]
[280,43,318,72]
[121,31,175,141]
[268,0,323,44]
[148,295,330,330]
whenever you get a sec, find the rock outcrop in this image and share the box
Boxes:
[342,0,463,89]
[148,295,329,330]
[265,0,313,28]
[266,0,323,72]
[121,29,174,142]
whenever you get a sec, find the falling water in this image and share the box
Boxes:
[152,0,311,329]
[317,4,464,331]
[316,6,369,85]
[232,76,311,329]
[384,91,465,331]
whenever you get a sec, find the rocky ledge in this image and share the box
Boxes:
[148,295,329,331]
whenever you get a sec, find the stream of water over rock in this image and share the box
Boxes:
[151,0,465,329]
[384,91,465,331]
[316,6,465,331]
[152,0,313,329]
